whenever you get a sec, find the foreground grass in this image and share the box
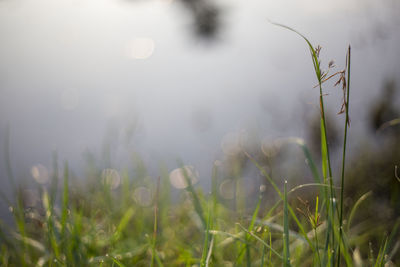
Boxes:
[1,26,399,266]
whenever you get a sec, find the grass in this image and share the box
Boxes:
[1,25,399,266]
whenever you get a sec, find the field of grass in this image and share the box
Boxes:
[0,25,399,266]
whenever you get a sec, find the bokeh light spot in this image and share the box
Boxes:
[126,37,155,60]
[261,138,282,158]
[31,164,50,184]
[214,160,222,166]
[101,168,121,190]
[221,132,243,156]
[169,165,199,189]
[133,186,152,207]
[259,184,266,193]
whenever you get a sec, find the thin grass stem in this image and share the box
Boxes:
[283,181,290,267]
[151,177,161,267]
[338,45,351,266]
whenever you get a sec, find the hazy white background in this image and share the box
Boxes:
[0,0,399,187]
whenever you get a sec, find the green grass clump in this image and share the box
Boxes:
[1,25,399,266]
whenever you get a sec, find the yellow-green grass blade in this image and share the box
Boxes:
[283,181,291,267]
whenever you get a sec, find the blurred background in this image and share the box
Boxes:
[0,0,400,211]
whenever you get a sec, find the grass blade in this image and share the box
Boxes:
[61,162,69,245]
[151,177,161,267]
[283,181,290,267]
[338,45,351,266]
[110,255,127,267]
[245,152,316,252]
[236,223,283,260]
[243,195,262,266]
[180,164,206,228]
[205,236,214,267]
[112,207,135,242]
[201,198,212,267]
[347,191,372,232]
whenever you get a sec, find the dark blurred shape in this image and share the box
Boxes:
[369,79,399,132]
[123,0,222,40]
[180,0,221,40]
[344,136,400,256]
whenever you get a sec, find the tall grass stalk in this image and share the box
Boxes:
[283,181,290,266]
[151,177,162,267]
[338,45,351,266]
[247,195,262,266]
[181,164,206,228]
[61,162,69,245]
[205,236,214,267]
[269,21,354,265]
[200,198,212,267]
[314,196,322,267]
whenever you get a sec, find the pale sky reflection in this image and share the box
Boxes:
[0,0,399,190]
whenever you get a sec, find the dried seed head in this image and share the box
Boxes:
[315,45,322,58]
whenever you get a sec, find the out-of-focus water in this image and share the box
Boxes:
[0,0,399,194]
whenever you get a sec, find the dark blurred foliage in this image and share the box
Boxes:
[343,137,400,259]
[180,0,221,40]
[343,79,400,255]
[298,79,400,259]
[369,79,399,133]
[124,0,222,40]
